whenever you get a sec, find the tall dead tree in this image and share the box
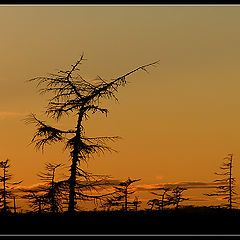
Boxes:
[26,54,158,213]
[205,154,237,209]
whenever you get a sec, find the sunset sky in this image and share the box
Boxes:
[1,5,240,210]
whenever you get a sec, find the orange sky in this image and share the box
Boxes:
[1,5,240,210]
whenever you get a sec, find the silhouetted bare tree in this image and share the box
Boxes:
[112,178,141,211]
[21,162,64,214]
[22,189,47,214]
[147,198,160,210]
[149,187,171,211]
[25,54,159,213]
[100,197,120,211]
[148,186,188,210]
[132,196,142,211]
[169,186,189,210]
[205,154,237,209]
[38,162,64,213]
[0,159,22,213]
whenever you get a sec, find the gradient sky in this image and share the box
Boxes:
[1,5,240,210]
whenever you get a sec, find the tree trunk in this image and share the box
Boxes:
[175,198,179,210]
[124,188,128,212]
[13,196,16,214]
[68,158,77,213]
[51,168,56,213]
[3,167,6,212]
[68,111,83,213]
[38,200,42,214]
[161,191,166,211]
[229,154,232,209]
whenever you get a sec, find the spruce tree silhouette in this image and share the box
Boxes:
[169,186,189,210]
[112,177,141,211]
[148,187,188,210]
[132,196,142,211]
[100,194,122,211]
[149,187,171,211]
[37,162,64,213]
[205,154,237,209]
[22,162,64,214]
[25,54,159,213]
[0,159,22,213]
[22,189,47,214]
[147,198,160,210]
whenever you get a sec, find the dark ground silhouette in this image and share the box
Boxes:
[0,207,240,235]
